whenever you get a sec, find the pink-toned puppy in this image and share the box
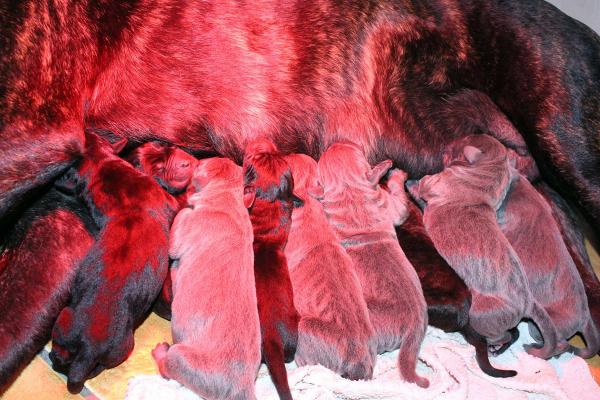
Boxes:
[152,157,261,400]
[317,142,429,388]
[284,153,377,380]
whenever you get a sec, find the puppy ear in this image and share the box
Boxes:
[367,159,393,185]
[463,145,483,164]
[243,185,256,208]
[111,137,128,154]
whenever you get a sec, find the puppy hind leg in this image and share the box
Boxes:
[489,327,520,356]
[339,337,376,381]
[152,343,251,399]
[295,318,339,369]
[573,319,600,359]
[151,342,171,379]
[297,318,374,380]
[103,331,135,368]
[525,302,559,359]
[66,351,102,394]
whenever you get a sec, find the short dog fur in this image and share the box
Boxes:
[498,162,600,358]
[49,132,179,393]
[243,139,300,400]
[127,141,199,319]
[383,170,516,377]
[0,188,96,392]
[318,142,429,388]
[408,134,559,359]
[152,157,261,400]
[284,153,377,380]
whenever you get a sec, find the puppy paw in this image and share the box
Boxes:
[152,342,171,378]
[152,342,171,360]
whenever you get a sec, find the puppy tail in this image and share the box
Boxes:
[462,325,517,378]
[574,319,600,359]
[263,334,293,400]
[526,302,559,359]
[397,324,429,388]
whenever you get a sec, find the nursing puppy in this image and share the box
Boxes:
[537,182,600,351]
[498,163,600,358]
[127,141,198,205]
[49,132,179,392]
[243,140,300,400]
[152,157,261,400]
[284,153,377,380]
[127,141,199,319]
[408,134,559,359]
[318,142,429,388]
[507,153,600,353]
[0,188,96,393]
[383,172,516,377]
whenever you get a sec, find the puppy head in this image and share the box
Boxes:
[128,142,197,194]
[242,139,295,209]
[284,153,324,200]
[190,157,241,193]
[318,142,393,191]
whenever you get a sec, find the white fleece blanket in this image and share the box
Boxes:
[125,323,600,400]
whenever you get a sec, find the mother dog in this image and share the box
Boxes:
[1,0,599,242]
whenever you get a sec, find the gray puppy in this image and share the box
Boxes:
[153,157,261,400]
[284,153,377,380]
[408,134,559,359]
[499,154,600,358]
[318,142,429,388]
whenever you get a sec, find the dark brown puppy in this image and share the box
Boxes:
[385,171,516,377]
[126,141,199,319]
[0,188,96,393]
[49,132,179,393]
[1,1,600,245]
[243,139,300,400]
[127,142,198,202]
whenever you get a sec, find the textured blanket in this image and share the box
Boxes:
[126,323,600,400]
